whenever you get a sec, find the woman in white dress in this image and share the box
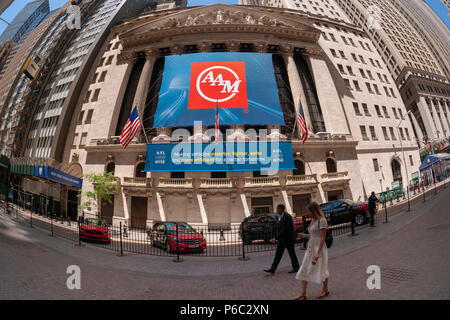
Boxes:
[293,202,330,300]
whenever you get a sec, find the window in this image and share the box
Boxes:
[373,159,379,172]
[382,106,389,118]
[91,73,98,83]
[326,158,337,173]
[399,128,405,140]
[339,50,346,59]
[360,126,369,140]
[105,55,113,65]
[106,162,115,174]
[369,126,377,140]
[293,160,305,176]
[85,109,93,124]
[353,102,361,115]
[389,127,397,140]
[382,127,390,140]
[375,105,382,117]
[98,71,107,82]
[362,103,370,116]
[211,172,227,178]
[409,155,414,166]
[392,108,399,119]
[84,90,91,103]
[338,64,345,74]
[80,133,87,146]
[366,83,373,93]
[353,80,361,91]
[78,110,84,123]
[405,128,411,140]
[135,162,146,178]
[91,89,100,102]
[344,79,352,90]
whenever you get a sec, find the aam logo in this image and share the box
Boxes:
[188,62,248,109]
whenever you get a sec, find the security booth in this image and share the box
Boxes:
[419,153,450,185]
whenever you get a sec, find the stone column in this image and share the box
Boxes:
[132,49,158,116]
[417,96,438,140]
[437,100,450,136]
[408,112,424,147]
[430,99,444,139]
[281,46,313,132]
[304,48,350,135]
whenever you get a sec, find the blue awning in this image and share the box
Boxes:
[419,153,450,172]
[33,166,83,188]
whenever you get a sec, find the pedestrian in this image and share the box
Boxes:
[264,204,300,275]
[294,202,330,300]
[368,191,378,227]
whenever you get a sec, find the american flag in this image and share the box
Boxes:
[297,102,309,144]
[120,106,141,149]
[215,98,220,145]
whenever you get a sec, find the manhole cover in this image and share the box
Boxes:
[381,266,416,283]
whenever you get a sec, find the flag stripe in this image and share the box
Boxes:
[119,106,141,149]
[297,101,309,144]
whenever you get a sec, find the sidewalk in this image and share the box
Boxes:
[1,183,448,299]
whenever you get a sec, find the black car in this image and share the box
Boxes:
[240,214,280,245]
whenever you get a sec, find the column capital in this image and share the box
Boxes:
[255,41,268,53]
[301,47,323,59]
[279,44,294,57]
[224,41,239,52]
[198,41,212,52]
[144,48,159,60]
[116,51,138,65]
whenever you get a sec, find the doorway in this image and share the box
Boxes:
[67,190,79,221]
[251,197,273,215]
[391,159,402,184]
[292,194,311,216]
[100,196,114,225]
[131,196,147,229]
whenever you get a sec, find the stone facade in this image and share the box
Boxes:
[61,4,420,227]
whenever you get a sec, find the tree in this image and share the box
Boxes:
[78,172,119,214]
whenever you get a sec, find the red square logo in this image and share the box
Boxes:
[188,61,248,109]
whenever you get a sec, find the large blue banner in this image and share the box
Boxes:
[153,52,284,128]
[145,142,295,172]
[33,166,83,188]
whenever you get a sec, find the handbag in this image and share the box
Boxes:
[319,219,333,248]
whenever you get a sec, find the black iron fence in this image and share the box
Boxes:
[2,176,446,260]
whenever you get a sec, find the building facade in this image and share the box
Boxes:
[59,4,419,228]
[331,0,450,155]
[0,0,51,45]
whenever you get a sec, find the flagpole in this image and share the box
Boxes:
[135,105,150,144]
[291,97,299,143]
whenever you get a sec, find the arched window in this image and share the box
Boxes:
[326,158,337,173]
[135,162,146,178]
[391,159,402,183]
[106,162,115,175]
[293,159,305,176]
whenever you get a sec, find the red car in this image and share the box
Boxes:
[79,218,110,243]
[151,221,206,253]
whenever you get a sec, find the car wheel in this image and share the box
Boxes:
[165,241,171,253]
[242,233,252,245]
[355,213,365,226]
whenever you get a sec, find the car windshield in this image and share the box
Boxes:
[166,222,196,233]
[320,201,343,211]
[85,218,102,225]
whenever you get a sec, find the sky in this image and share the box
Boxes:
[0,0,447,38]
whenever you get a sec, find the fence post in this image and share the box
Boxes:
[434,178,437,195]
[77,219,81,246]
[383,200,389,224]
[49,214,54,237]
[173,222,182,263]
[349,210,358,236]
[30,208,33,228]
[239,224,250,261]
[119,222,123,256]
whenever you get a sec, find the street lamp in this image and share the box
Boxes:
[396,111,412,212]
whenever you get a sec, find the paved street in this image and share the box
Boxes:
[0,185,449,300]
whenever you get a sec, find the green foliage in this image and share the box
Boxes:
[78,172,119,213]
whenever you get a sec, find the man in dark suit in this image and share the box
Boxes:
[264,204,300,274]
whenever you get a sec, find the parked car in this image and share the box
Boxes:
[150,221,206,253]
[79,218,110,243]
[240,214,280,245]
[319,199,369,226]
